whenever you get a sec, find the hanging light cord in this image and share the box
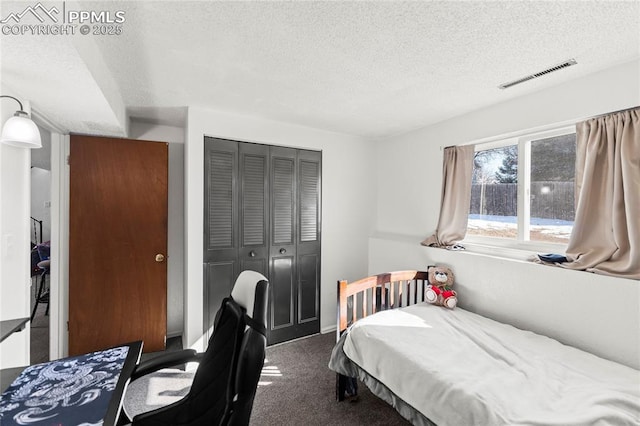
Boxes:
[0,95,26,114]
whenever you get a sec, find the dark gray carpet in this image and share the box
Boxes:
[250,332,410,425]
[124,332,410,425]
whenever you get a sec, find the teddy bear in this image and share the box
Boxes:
[425,265,458,309]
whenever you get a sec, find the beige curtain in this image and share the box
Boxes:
[561,108,639,279]
[421,145,475,248]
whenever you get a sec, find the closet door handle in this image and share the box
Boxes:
[279,248,286,254]
[249,250,256,257]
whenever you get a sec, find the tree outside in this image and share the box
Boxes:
[495,145,517,183]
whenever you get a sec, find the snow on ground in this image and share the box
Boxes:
[468,215,573,240]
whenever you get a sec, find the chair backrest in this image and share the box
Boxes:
[132,270,268,426]
[133,297,246,426]
[227,271,269,426]
[230,270,268,321]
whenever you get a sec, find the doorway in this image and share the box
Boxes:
[29,126,52,364]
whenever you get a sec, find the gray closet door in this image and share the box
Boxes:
[203,138,238,338]
[203,139,270,340]
[204,138,320,345]
[295,149,321,339]
[238,142,270,277]
[268,146,298,344]
[269,147,321,344]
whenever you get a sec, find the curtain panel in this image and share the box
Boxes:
[562,108,639,279]
[422,145,475,249]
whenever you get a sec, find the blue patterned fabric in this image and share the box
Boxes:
[0,346,129,426]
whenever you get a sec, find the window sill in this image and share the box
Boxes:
[370,232,567,265]
[460,236,567,262]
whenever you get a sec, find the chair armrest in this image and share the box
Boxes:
[130,349,202,381]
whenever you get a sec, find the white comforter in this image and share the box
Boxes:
[342,304,640,426]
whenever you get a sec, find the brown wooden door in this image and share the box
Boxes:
[69,135,168,355]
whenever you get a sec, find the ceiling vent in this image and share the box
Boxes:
[498,59,577,89]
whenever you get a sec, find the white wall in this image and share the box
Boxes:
[371,60,640,369]
[0,96,32,368]
[185,107,375,350]
[31,123,51,171]
[50,133,68,360]
[129,121,185,338]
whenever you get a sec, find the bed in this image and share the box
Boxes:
[328,270,640,426]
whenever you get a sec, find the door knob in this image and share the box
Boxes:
[155,254,165,262]
[279,248,286,254]
[249,250,256,257]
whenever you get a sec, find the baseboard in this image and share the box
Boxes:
[321,324,336,334]
[166,330,182,339]
[267,333,320,348]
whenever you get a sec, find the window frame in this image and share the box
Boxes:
[463,125,576,256]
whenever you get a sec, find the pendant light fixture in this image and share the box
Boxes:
[0,95,42,149]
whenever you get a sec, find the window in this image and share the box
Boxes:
[467,127,576,246]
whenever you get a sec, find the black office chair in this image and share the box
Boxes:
[123,271,269,426]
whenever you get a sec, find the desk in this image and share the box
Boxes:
[0,341,142,426]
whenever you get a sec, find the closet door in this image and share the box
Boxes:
[203,139,269,339]
[296,149,321,339]
[268,147,321,344]
[238,143,269,277]
[203,138,238,338]
[204,138,321,345]
[269,146,298,344]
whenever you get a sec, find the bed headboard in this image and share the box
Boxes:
[336,270,430,337]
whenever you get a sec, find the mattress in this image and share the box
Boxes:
[330,303,640,426]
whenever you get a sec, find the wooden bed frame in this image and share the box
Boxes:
[337,270,430,336]
[335,270,430,401]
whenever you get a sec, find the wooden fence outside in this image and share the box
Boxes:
[470,182,574,221]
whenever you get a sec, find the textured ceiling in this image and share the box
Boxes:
[1,0,639,139]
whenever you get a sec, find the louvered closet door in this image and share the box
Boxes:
[269,147,297,344]
[238,143,269,277]
[204,138,320,345]
[203,138,239,339]
[296,149,321,339]
[204,138,270,340]
[268,147,321,344]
